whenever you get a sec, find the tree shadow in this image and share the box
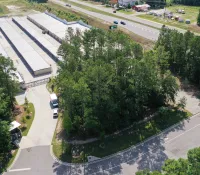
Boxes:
[52,161,85,175]
[180,79,200,99]
[84,118,187,174]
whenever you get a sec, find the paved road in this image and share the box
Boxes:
[15,85,57,149]
[5,111,200,175]
[63,0,187,33]
[50,0,160,41]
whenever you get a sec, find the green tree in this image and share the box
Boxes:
[136,170,162,175]
[197,9,200,26]
[0,120,12,171]
[57,28,178,137]
[0,55,19,121]
[162,158,188,175]
[137,147,200,175]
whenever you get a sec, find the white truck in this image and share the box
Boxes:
[50,93,58,108]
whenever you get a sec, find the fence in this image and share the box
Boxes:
[25,78,50,88]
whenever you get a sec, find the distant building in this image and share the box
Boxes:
[132,4,150,11]
[118,0,137,7]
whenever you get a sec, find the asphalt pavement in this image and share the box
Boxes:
[15,85,57,149]
[63,0,187,33]
[50,0,160,41]
[4,111,200,175]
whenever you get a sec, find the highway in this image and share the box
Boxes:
[62,0,187,32]
[50,0,160,41]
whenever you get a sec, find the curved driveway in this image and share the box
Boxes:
[4,84,200,174]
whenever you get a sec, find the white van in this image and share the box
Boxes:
[50,93,58,108]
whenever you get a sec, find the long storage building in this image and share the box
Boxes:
[0,19,52,76]
[12,17,62,62]
[27,13,90,43]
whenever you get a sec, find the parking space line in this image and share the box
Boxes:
[9,168,31,172]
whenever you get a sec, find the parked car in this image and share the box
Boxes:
[113,20,118,24]
[66,3,71,7]
[53,109,58,118]
[50,93,58,108]
[120,21,126,25]
[10,121,22,148]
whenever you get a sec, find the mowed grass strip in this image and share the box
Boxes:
[20,103,35,136]
[53,107,192,162]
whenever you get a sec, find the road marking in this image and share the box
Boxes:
[166,123,200,143]
[90,122,200,174]
[9,168,31,172]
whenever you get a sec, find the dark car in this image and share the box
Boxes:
[120,21,126,25]
[66,3,71,7]
[113,21,118,24]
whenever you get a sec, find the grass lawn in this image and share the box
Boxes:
[137,5,200,33]
[118,9,134,15]
[0,5,9,16]
[20,103,35,136]
[53,107,192,162]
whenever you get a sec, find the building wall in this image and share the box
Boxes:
[34,67,52,76]
[118,0,136,6]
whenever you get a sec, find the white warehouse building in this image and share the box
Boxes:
[0,19,52,76]
[27,12,90,43]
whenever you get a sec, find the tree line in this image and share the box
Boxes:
[156,26,200,86]
[56,28,178,138]
[145,0,166,8]
[172,0,200,6]
[0,55,19,172]
[136,147,200,175]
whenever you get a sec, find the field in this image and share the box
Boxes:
[137,5,200,33]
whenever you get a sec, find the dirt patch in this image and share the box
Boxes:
[55,117,67,142]
[13,105,24,124]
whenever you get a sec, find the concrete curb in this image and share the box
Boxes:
[50,112,200,166]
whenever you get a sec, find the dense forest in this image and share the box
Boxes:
[136,147,200,175]
[156,26,200,86]
[172,0,200,6]
[0,55,19,172]
[56,28,178,138]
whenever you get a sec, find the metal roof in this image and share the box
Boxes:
[0,19,51,72]
[12,17,62,61]
[0,44,8,57]
[27,13,89,41]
